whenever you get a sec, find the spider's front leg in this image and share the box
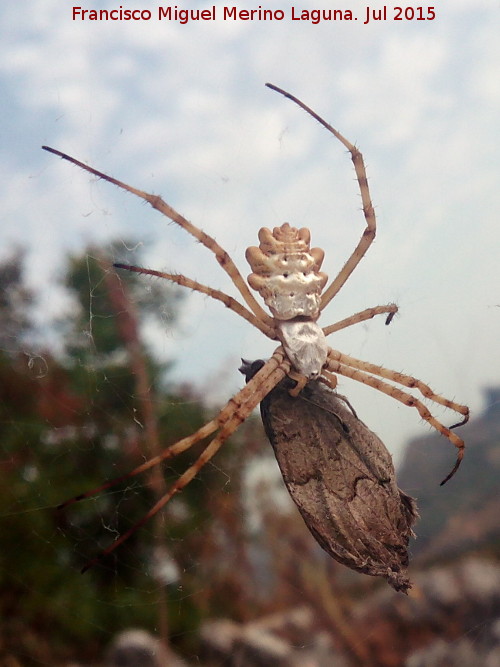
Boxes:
[41,145,274,328]
[267,83,377,309]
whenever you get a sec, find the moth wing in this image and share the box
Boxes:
[260,377,418,592]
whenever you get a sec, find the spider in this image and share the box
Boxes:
[43,83,469,570]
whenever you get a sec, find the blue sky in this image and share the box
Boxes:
[2,0,499,464]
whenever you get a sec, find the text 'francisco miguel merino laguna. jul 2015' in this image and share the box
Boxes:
[71,5,438,26]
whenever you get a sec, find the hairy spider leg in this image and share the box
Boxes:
[60,349,290,570]
[41,146,273,327]
[57,418,217,511]
[325,354,465,485]
[59,347,289,512]
[113,263,276,338]
[328,348,469,423]
[318,368,338,390]
[266,84,376,310]
[322,303,399,337]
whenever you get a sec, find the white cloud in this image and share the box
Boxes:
[2,0,499,462]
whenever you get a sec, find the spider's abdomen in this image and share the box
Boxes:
[246,223,327,320]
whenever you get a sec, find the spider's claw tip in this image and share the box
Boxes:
[449,413,470,430]
[57,493,85,511]
[81,556,101,574]
[265,83,284,95]
[439,458,462,486]
[42,145,59,156]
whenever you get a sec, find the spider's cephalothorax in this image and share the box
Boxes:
[43,83,469,580]
[246,222,329,379]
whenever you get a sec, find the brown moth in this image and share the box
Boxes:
[241,359,418,593]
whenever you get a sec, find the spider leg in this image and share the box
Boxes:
[325,352,465,484]
[82,395,274,572]
[59,347,288,511]
[322,304,398,337]
[64,349,291,570]
[114,263,276,339]
[266,84,376,310]
[286,370,309,397]
[327,348,469,424]
[318,369,338,390]
[42,146,273,327]
[57,418,218,511]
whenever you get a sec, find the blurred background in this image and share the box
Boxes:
[1,1,499,664]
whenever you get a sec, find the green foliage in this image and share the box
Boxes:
[0,247,241,663]
[63,244,181,366]
[0,248,33,355]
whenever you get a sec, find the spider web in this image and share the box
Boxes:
[3,11,500,651]
[1,243,499,664]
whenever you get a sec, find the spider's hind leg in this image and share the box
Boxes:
[67,347,291,570]
[325,351,467,485]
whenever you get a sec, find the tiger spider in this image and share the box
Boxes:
[43,83,469,570]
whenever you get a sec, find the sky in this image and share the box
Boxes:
[1,0,499,466]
